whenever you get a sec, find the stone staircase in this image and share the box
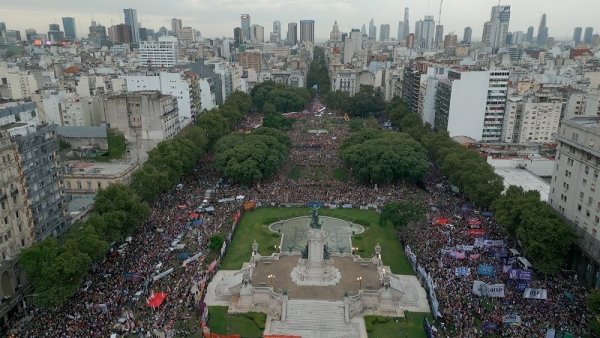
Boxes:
[269,300,360,338]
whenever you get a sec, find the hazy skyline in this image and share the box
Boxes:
[2,0,599,41]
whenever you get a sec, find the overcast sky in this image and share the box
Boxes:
[2,0,598,41]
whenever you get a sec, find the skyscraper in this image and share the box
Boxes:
[380,24,390,42]
[273,20,281,42]
[62,17,76,40]
[584,27,594,44]
[299,20,315,43]
[482,5,511,51]
[171,18,182,37]
[573,27,583,45]
[415,16,435,50]
[252,24,264,42]
[536,14,548,45]
[435,25,444,47]
[241,14,251,42]
[287,22,298,45]
[463,26,472,43]
[526,26,534,44]
[330,21,341,41]
[403,8,410,39]
[397,21,405,41]
[368,19,376,40]
[123,8,140,43]
[233,27,242,47]
[361,24,367,36]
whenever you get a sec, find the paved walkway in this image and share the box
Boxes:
[253,256,379,300]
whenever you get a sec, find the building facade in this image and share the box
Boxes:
[123,8,140,44]
[10,125,69,240]
[103,91,180,162]
[549,117,600,287]
[139,36,179,68]
[0,130,34,327]
[299,20,315,43]
[502,92,564,143]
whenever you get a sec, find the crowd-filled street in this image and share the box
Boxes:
[11,106,594,337]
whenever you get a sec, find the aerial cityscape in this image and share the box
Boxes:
[0,1,599,337]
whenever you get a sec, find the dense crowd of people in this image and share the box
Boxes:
[11,97,594,337]
[15,166,243,337]
[402,165,591,337]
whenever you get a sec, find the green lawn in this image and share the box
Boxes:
[365,312,433,338]
[207,306,266,338]
[220,207,413,275]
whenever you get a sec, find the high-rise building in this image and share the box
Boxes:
[108,24,131,44]
[397,21,405,41]
[233,27,242,47]
[443,33,458,55]
[406,33,415,49]
[123,8,140,43]
[512,31,524,45]
[24,29,37,42]
[0,129,34,323]
[526,26,534,44]
[241,14,251,42]
[138,27,148,42]
[537,13,548,45]
[139,36,179,67]
[584,27,594,44]
[88,22,107,45]
[9,124,70,240]
[273,20,281,42]
[252,24,264,42]
[482,5,511,51]
[403,8,410,40]
[299,20,315,43]
[380,24,390,42]
[415,16,435,50]
[433,69,510,142]
[62,17,76,40]
[287,22,298,45]
[368,19,377,40]
[573,27,583,45]
[179,27,196,44]
[502,91,564,143]
[47,24,64,42]
[435,25,444,47]
[171,18,182,37]
[361,24,367,36]
[462,26,472,43]
[548,116,600,287]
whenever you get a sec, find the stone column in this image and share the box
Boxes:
[307,228,325,268]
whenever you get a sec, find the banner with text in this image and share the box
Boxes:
[524,288,548,299]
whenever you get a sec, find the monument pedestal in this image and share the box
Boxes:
[291,228,341,286]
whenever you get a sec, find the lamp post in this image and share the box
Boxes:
[356,276,363,290]
[267,274,275,288]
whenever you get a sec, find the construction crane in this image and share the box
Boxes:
[438,0,445,27]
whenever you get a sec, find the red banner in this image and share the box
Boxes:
[469,229,486,237]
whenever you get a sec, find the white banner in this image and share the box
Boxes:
[503,314,522,325]
[153,268,174,281]
[524,288,548,299]
[182,251,203,267]
[472,281,505,297]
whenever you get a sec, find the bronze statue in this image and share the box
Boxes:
[309,207,322,229]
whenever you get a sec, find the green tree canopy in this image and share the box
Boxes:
[340,130,428,184]
[306,46,331,92]
[347,85,385,117]
[214,128,291,185]
[379,201,426,229]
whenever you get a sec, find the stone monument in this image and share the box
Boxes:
[290,208,341,286]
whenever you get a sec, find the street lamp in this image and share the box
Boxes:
[267,274,275,287]
[356,276,363,290]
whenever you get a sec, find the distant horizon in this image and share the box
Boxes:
[2,0,598,41]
